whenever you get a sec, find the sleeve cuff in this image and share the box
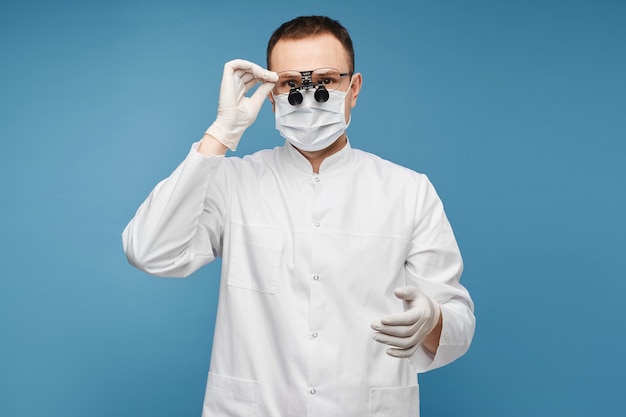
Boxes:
[408,302,475,373]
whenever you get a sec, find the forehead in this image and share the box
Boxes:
[269,33,351,72]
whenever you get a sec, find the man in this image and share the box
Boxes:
[123,15,475,417]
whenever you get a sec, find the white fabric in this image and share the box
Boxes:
[122,140,475,417]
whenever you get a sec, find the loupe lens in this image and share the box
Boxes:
[314,86,329,103]
[288,89,303,105]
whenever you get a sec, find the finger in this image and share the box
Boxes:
[248,82,276,109]
[239,71,255,85]
[238,71,274,93]
[227,59,278,82]
[370,319,382,330]
[238,71,274,86]
[250,65,278,82]
[243,77,268,92]
[373,322,418,338]
[372,331,419,350]
[374,312,437,338]
[385,344,420,358]
[394,286,419,301]
[232,70,262,93]
[379,309,420,326]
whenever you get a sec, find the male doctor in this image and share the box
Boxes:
[123,15,475,417]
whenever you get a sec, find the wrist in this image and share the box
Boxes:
[198,133,229,156]
[422,307,442,354]
[205,120,241,151]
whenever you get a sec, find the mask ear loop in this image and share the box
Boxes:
[341,76,354,130]
[344,76,354,97]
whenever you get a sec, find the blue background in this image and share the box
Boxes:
[1,0,624,416]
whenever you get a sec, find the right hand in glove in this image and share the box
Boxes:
[205,59,278,151]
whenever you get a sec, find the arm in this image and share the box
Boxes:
[199,133,229,156]
[423,308,443,354]
[408,177,475,372]
[121,143,227,277]
[371,175,475,372]
[122,60,277,277]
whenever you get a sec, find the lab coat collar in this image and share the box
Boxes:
[282,137,355,175]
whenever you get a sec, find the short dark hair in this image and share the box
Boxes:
[266,15,355,72]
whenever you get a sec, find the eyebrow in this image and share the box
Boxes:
[278,73,300,79]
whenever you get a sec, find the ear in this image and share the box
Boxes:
[268,91,276,112]
[349,72,363,108]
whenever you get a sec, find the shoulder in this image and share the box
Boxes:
[223,146,285,170]
[351,148,430,185]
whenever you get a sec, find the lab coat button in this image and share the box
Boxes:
[312,331,319,338]
[314,221,320,227]
[309,388,317,395]
[313,176,320,183]
[313,274,320,281]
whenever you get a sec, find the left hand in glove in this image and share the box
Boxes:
[371,286,441,358]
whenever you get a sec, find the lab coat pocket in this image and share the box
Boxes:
[202,372,259,417]
[228,223,284,294]
[369,385,419,417]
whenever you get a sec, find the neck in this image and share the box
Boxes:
[294,135,347,173]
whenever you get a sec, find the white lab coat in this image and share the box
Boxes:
[122,140,475,417]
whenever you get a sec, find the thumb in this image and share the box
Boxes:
[248,81,276,112]
[394,286,419,302]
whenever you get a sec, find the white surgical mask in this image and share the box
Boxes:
[274,88,350,152]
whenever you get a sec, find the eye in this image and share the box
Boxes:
[318,76,340,90]
[276,76,301,94]
[312,69,342,90]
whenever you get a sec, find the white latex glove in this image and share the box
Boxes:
[205,59,278,151]
[371,286,441,358]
